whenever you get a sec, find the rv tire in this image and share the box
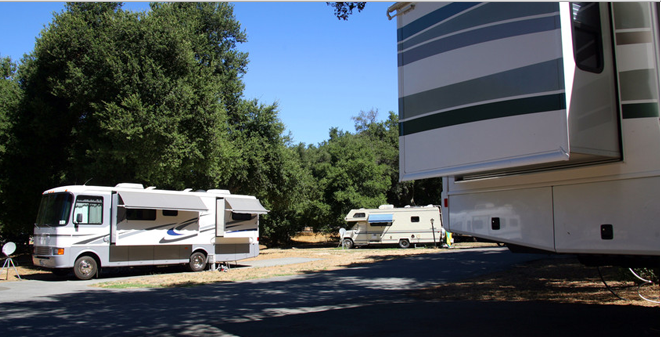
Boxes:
[189,251,207,272]
[342,238,354,249]
[74,255,98,280]
[399,239,410,249]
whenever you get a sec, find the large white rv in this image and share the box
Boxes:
[32,183,268,279]
[342,205,445,248]
[389,2,659,265]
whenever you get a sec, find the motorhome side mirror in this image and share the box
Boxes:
[75,214,83,224]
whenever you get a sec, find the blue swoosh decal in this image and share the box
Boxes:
[167,228,182,236]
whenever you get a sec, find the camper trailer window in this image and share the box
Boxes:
[126,209,157,221]
[411,216,420,223]
[73,196,103,225]
[163,210,179,217]
[571,2,604,73]
[35,193,73,227]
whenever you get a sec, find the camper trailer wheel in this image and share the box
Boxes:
[342,238,354,249]
[74,256,98,280]
[399,239,411,249]
[189,251,207,272]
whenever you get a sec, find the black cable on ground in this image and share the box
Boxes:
[597,266,627,301]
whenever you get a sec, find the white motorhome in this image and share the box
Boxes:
[389,2,659,265]
[342,205,445,248]
[32,183,268,279]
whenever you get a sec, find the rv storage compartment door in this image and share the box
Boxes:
[397,2,620,180]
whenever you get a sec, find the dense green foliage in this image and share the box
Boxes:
[0,2,441,246]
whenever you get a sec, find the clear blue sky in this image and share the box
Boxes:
[0,1,398,146]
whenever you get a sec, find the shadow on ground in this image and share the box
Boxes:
[1,249,658,336]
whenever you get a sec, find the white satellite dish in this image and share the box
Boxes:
[2,242,16,256]
[1,242,21,280]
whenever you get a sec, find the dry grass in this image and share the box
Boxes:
[2,235,658,308]
[92,245,450,289]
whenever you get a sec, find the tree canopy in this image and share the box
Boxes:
[326,2,366,20]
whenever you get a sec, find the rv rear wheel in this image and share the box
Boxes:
[74,255,98,280]
[399,239,410,249]
[342,238,354,249]
[189,252,207,272]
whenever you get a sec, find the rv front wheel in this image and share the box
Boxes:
[342,238,354,249]
[399,239,410,249]
[189,252,207,272]
[74,256,98,280]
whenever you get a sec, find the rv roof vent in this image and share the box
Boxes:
[146,186,156,190]
[183,188,192,192]
[378,204,394,209]
[207,189,231,195]
[115,183,144,189]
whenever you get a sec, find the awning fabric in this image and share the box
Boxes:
[368,214,393,223]
[225,197,269,214]
[118,191,208,211]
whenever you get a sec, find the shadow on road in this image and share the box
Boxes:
[1,249,658,336]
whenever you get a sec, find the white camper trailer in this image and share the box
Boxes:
[389,2,659,265]
[342,205,445,248]
[32,183,268,279]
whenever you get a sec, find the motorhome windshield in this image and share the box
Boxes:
[35,193,73,227]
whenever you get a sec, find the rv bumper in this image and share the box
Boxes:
[32,247,71,268]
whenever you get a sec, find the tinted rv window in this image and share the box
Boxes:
[232,212,253,221]
[163,210,178,217]
[73,196,103,224]
[126,209,156,220]
[571,2,604,73]
[353,213,366,218]
[411,216,420,223]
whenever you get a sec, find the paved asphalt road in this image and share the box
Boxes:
[1,247,658,336]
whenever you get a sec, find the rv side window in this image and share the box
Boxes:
[126,209,157,221]
[232,212,253,221]
[353,213,366,218]
[571,2,604,73]
[163,210,178,217]
[411,216,420,223]
[73,196,103,225]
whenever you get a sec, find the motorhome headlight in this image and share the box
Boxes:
[52,248,65,256]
